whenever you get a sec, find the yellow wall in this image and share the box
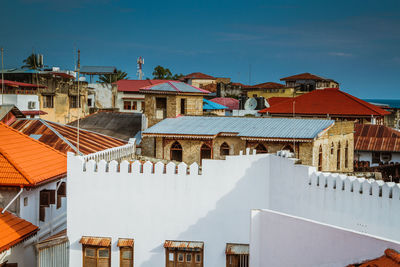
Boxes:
[245,87,306,99]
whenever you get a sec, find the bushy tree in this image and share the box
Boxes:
[152,65,183,80]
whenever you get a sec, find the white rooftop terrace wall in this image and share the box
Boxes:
[67,149,400,267]
[250,209,400,267]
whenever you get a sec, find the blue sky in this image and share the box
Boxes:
[1,0,400,98]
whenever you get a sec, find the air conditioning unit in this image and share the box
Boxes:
[28,101,36,109]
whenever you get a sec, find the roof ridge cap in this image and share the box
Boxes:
[0,146,33,186]
[0,122,67,159]
[40,120,80,154]
[168,81,180,92]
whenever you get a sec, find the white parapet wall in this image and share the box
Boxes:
[67,149,400,267]
[250,209,400,267]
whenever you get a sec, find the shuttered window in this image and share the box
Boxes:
[83,246,110,267]
[118,238,134,267]
[164,240,204,267]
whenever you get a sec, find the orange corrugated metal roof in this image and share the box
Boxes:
[355,123,400,152]
[164,240,204,249]
[0,122,66,187]
[117,238,134,247]
[0,208,39,253]
[80,236,111,246]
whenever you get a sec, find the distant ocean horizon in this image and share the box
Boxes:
[363,99,400,108]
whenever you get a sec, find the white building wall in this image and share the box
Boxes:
[250,209,400,267]
[88,83,113,109]
[116,91,145,113]
[67,151,400,267]
[0,94,39,111]
[16,179,67,266]
[356,151,400,166]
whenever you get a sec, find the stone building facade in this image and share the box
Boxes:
[142,117,354,172]
[1,69,89,124]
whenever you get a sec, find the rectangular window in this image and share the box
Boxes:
[88,98,93,107]
[118,238,134,267]
[43,95,54,108]
[226,244,249,267]
[180,99,186,115]
[57,182,66,209]
[124,101,131,110]
[141,101,145,112]
[83,246,110,267]
[165,240,203,267]
[156,97,167,119]
[372,152,380,164]
[69,96,79,108]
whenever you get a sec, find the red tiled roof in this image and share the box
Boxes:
[267,97,293,106]
[116,79,173,92]
[259,88,391,117]
[348,249,400,267]
[244,82,285,90]
[280,73,332,81]
[0,122,67,187]
[181,72,216,80]
[0,79,46,88]
[0,208,39,253]
[10,119,127,155]
[210,98,239,110]
[355,123,400,152]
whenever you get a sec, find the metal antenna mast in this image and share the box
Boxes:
[1,48,4,104]
[137,57,144,80]
[77,49,81,155]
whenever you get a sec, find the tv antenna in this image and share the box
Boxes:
[137,57,144,80]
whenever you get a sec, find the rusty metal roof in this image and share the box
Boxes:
[117,238,134,247]
[79,236,111,247]
[164,240,204,249]
[36,229,68,250]
[355,124,400,152]
[10,119,127,155]
[226,243,249,255]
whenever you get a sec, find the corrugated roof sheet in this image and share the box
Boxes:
[355,123,400,152]
[0,122,66,187]
[68,112,142,141]
[143,116,334,140]
[259,88,390,116]
[280,72,333,81]
[0,79,46,88]
[36,229,68,250]
[164,240,204,249]
[116,79,173,92]
[140,81,210,95]
[0,208,39,253]
[203,98,227,110]
[10,119,127,155]
[80,236,111,247]
[244,82,285,90]
[0,105,25,121]
[117,238,134,247]
[80,66,117,74]
[210,98,239,110]
[226,243,249,255]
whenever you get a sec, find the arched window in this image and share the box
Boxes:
[255,144,268,154]
[281,144,294,153]
[318,145,323,171]
[345,141,349,169]
[200,143,212,162]
[337,142,341,170]
[220,142,230,156]
[170,141,183,162]
[330,142,334,155]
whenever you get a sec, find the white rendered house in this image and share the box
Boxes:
[67,146,400,267]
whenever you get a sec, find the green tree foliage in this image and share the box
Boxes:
[22,53,40,69]
[98,69,128,83]
[152,65,183,80]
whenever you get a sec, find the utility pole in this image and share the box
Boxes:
[77,49,81,155]
[1,48,4,104]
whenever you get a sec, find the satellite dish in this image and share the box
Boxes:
[264,99,270,108]
[244,98,257,110]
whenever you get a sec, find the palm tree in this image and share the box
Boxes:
[22,53,40,69]
[98,69,128,83]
